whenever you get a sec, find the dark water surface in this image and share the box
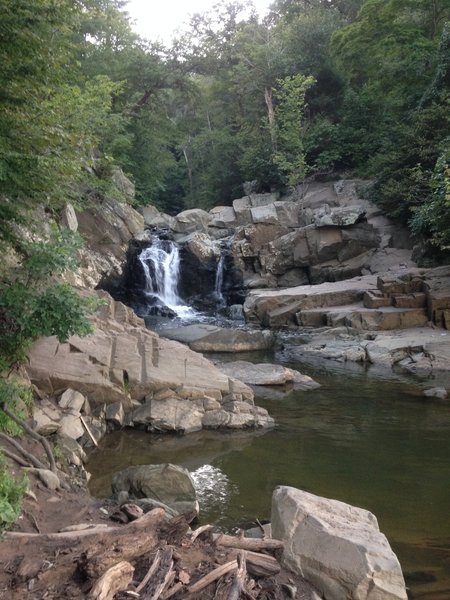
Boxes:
[88,361,450,599]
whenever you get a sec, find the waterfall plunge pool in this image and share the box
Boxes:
[87,358,450,600]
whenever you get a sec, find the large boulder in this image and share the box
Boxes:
[173,208,211,234]
[142,204,176,230]
[112,464,198,516]
[272,486,407,600]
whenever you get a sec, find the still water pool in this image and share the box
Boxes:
[88,360,450,599]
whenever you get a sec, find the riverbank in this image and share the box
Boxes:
[0,437,318,599]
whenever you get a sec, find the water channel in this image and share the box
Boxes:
[88,353,450,599]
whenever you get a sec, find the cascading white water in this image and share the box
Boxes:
[138,240,193,317]
[214,254,226,307]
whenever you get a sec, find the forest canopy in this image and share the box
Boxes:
[0,0,449,252]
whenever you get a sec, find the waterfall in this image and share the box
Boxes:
[138,239,193,317]
[214,254,226,308]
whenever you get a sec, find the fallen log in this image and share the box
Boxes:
[245,551,281,577]
[6,508,166,542]
[212,533,283,552]
[78,510,167,579]
[87,560,134,600]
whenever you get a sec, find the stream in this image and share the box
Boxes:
[88,354,450,600]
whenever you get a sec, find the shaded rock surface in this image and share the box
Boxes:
[271,486,408,600]
[70,193,144,290]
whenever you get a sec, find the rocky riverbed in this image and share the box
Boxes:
[1,175,449,599]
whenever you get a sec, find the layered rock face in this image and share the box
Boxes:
[272,486,408,600]
[26,292,273,436]
[244,265,450,331]
[140,180,414,308]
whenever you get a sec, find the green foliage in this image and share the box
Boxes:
[410,144,450,248]
[273,74,316,187]
[0,380,32,437]
[0,229,99,371]
[0,451,27,534]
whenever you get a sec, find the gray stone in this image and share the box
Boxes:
[59,412,84,440]
[73,197,144,290]
[423,387,447,399]
[272,486,407,600]
[250,204,278,225]
[54,433,87,466]
[215,361,320,389]
[32,468,61,490]
[142,205,176,230]
[312,205,366,228]
[105,401,125,426]
[59,389,86,413]
[209,206,237,228]
[27,293,252,408]
[112,464,198,516]
[60,203,78,232]
[273,201,300,228]
[160,324,275,353]
[130,397,204,434]
[181,232,220,262]
[32,400,62,436]
[174,208,211,234]
[110,166,135,201]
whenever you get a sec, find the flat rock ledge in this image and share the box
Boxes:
[159,323,275,353]
[214,360,320,390]
[271,486,408,600]
[27,292,274,445]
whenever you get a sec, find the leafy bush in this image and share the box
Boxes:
[0,227,100,371]
[0,380,32,437]
[0,451,27,534]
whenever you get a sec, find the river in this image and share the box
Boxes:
[87,355,450,599]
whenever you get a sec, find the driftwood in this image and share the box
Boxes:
[228,551,249,600]
[80,414,99,447]
[136,549,162,594]
[189,524,214,543]
[188,560,238,594]
[144,547,175,600]
[78,509,167,579]
[212,533,283,552]
[245,551,281,577]
[87,560,134,600]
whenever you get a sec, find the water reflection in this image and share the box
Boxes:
[87,365,450,599]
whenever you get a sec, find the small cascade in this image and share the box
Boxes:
[138,239,193,318]
[214,253,226,308]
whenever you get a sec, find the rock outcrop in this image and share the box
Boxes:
[244,266,450,331]
[131,180,416,310]
[271,486,408,600]
[69,194,144,290]
[26,293,273,437]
